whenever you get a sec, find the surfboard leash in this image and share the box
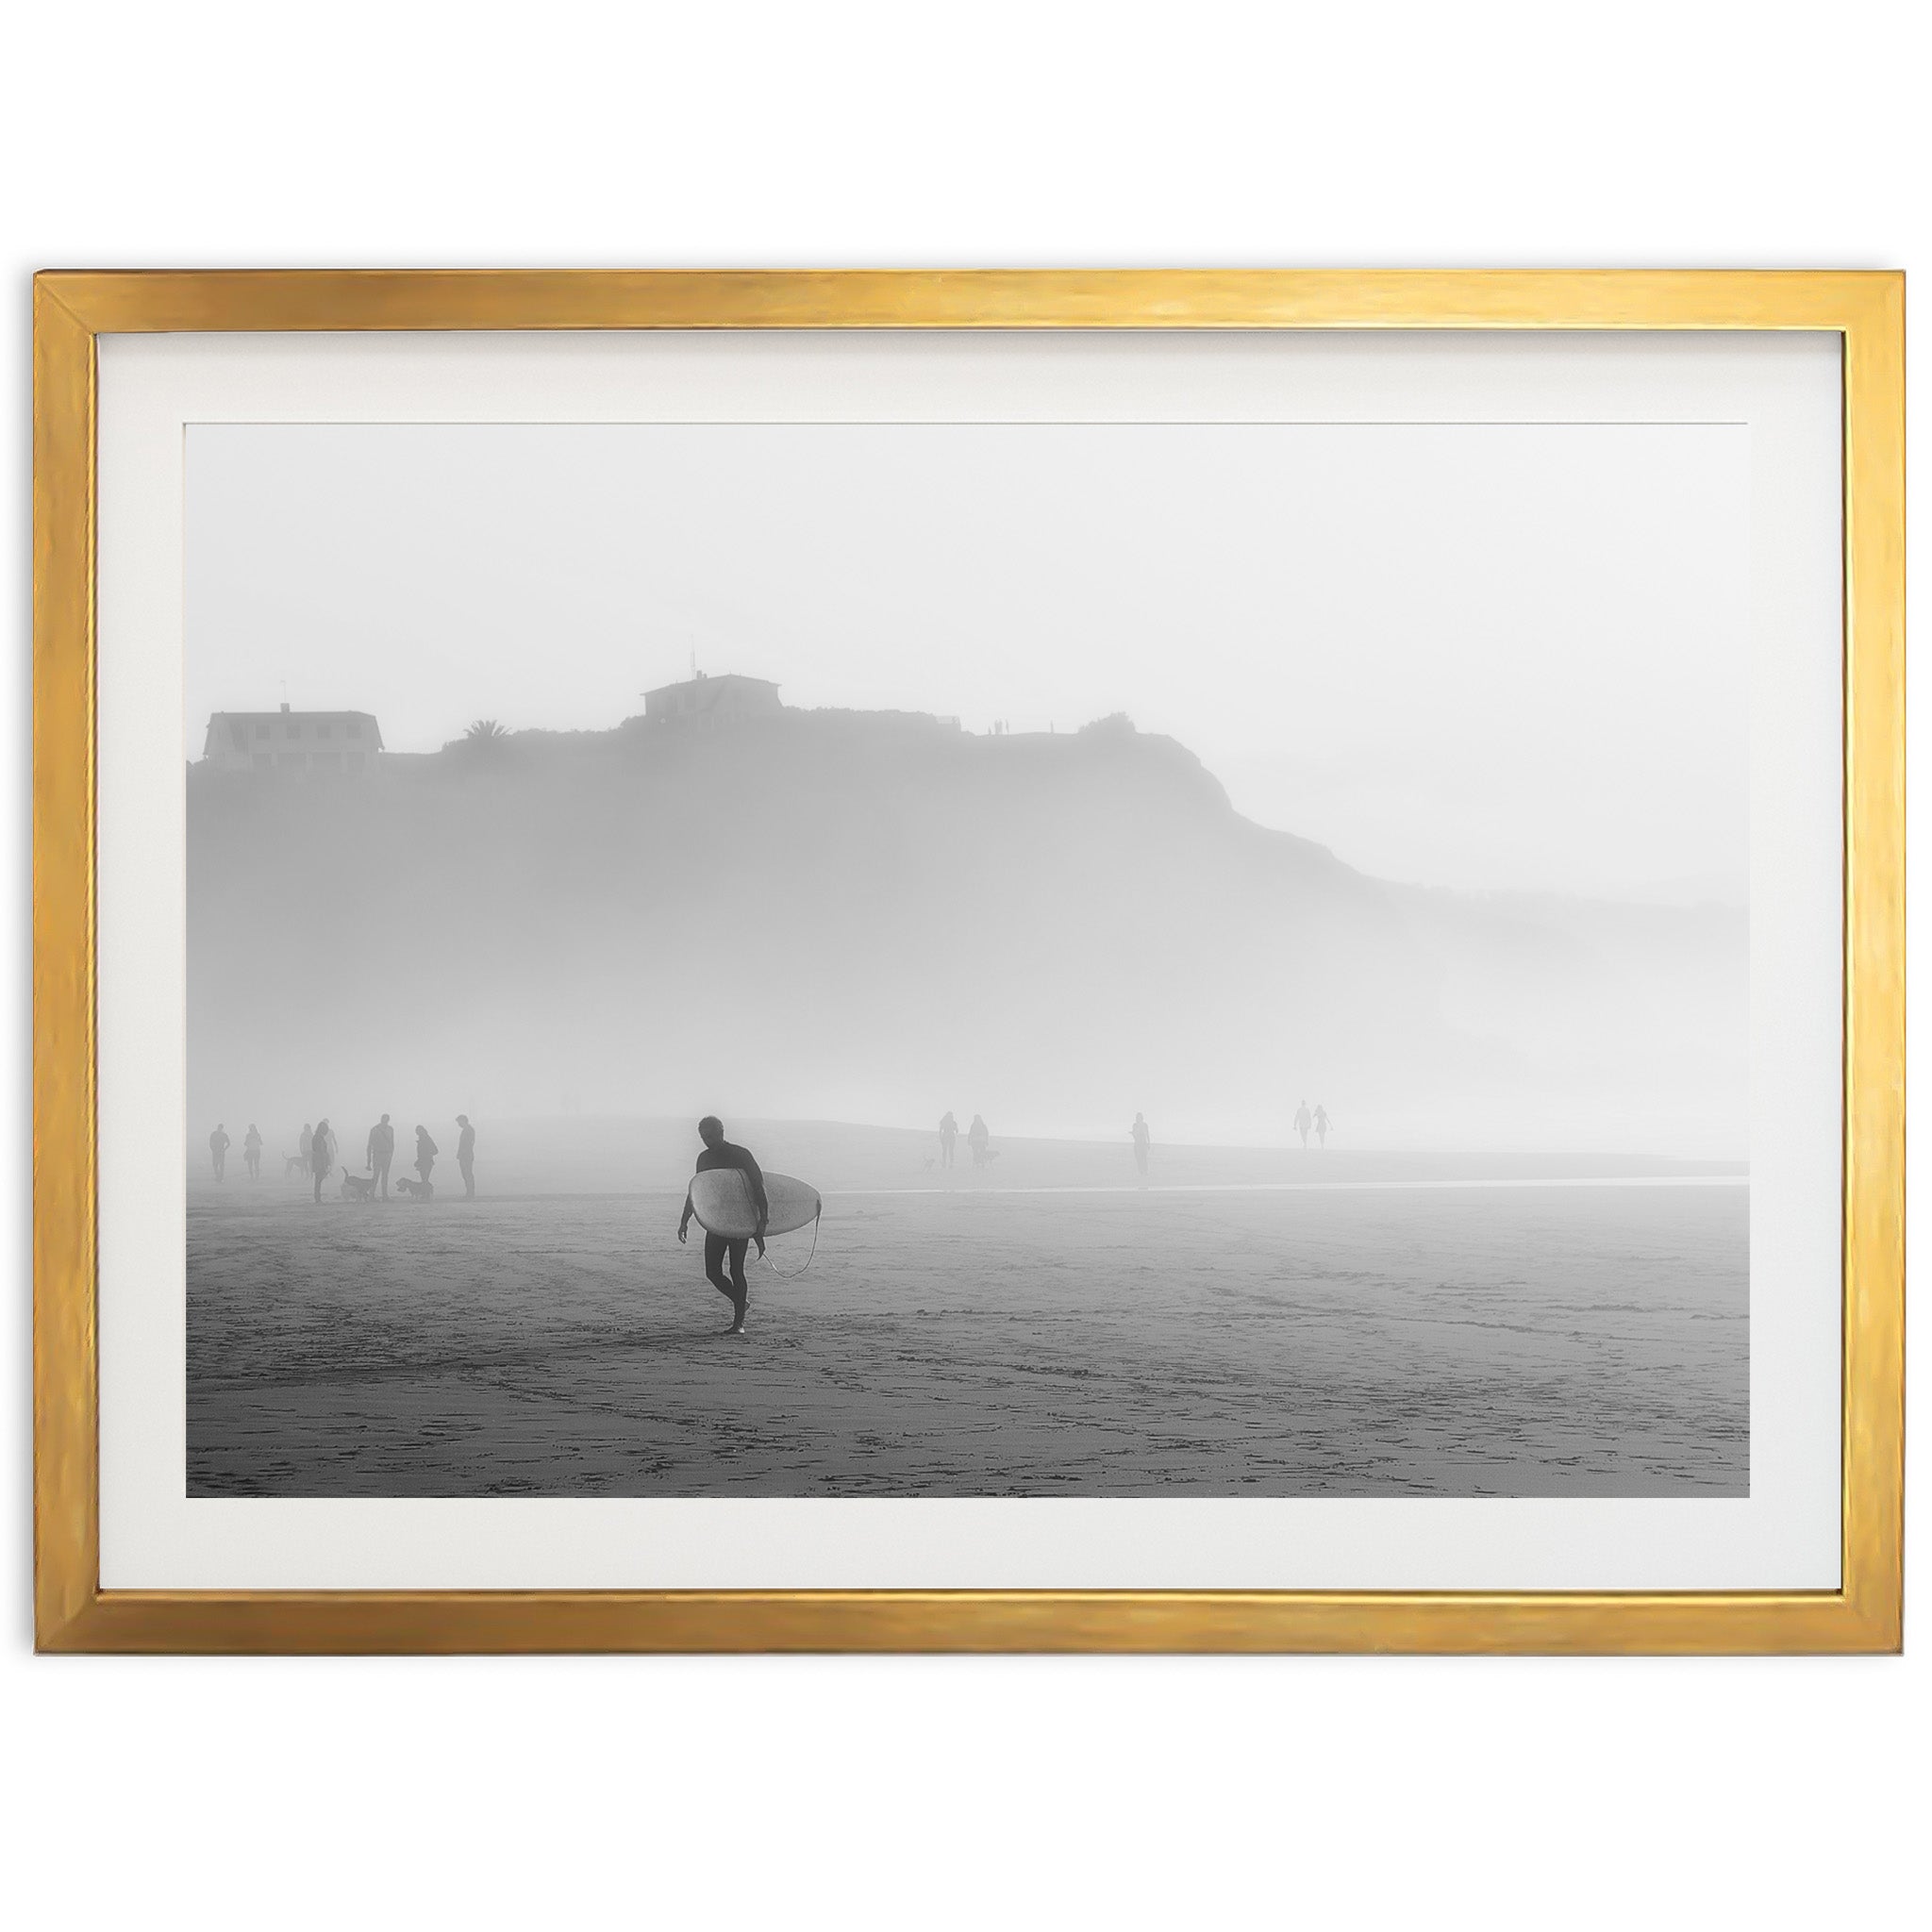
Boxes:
[759,1205,823,1279]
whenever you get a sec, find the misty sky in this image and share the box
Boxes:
[186,421,1749,902]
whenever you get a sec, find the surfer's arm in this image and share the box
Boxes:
[745,1159,771,1246]
[677,1186,693,1241]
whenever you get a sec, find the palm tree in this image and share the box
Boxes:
[464,719,508,743]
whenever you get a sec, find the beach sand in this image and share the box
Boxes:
[187,1161,1747,1497]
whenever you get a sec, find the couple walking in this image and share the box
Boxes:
[937,1111,991,1169]
[207,1124,265,1180]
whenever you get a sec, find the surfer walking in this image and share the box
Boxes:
[1293,1100,1312,1150]
[939,1110,958,1169]
[678,1115,768,1336]
[1130,1111,1151,1179]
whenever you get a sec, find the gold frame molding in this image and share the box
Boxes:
[32,270,1905,1654]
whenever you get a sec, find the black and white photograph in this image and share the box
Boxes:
[185,415,1749,1500]
[11,4,1924,1923]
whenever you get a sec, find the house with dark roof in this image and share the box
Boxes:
[202,704,385,773]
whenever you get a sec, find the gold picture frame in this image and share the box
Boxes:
[33,270,1904,1654]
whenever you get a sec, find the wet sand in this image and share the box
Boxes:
[187,1170,1747,1497]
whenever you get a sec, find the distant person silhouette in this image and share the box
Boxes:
[209,1124,230,1181]
[366,1113,395,1200]
[242,1124,262,1181]
[1130,1112,1151,1178]
[414,1124,438,1187]
[939,1111,958,1169]
[1293,1101,1312,1150]
[309,1118,336,1202]
[457,1114,476,1198]
[968,1113,990,1169]
[1313,1104,1330,1148]
[677,1115,768,1335]
[299,1123,314,1171]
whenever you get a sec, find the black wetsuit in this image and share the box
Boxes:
[694,1140,768,1315]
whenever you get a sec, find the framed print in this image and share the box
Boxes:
[32,271,1903,1653]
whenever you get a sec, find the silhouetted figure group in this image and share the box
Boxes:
[932,1108,1160,1179]
[207,1111,477,1201]
[1292,1100,1332,1149]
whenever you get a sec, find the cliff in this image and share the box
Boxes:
[187,709,1746,1155]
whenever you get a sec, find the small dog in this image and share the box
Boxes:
[394,1174,435,1201]
[340,1167,376,1202]
[282,1152,308,1179]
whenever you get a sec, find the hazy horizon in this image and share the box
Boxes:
[190,1106,1755,1161]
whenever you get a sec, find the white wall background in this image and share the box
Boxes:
[4,4,1921,1925]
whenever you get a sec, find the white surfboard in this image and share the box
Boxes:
[687,1168,821,1240]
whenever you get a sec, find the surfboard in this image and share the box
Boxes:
[687,1168,822,1240]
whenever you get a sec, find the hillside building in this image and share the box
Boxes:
[202,704,385,773]
[641,671,783,730]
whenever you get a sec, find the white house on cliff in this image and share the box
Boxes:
[641,671,782,731]
[202,704,384,772]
